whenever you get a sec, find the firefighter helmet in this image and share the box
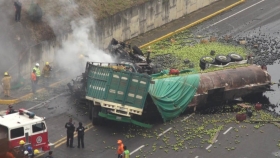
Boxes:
[46,62,49,65]
[34,149,40,154]
[19,140,25,145]
[36,63,39,66]
[4,72,8,76]
[24,150,28,155]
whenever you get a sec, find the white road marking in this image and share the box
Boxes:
[158,127,172,137]
[223,127,233,135]
[206,144,212,150]
[195,156,199,158]
[181,113,195,122]
[130,145,145,155]
[204,0,266,29]
[27,92,67,110]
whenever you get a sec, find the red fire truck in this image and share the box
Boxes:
[0,109,52,157]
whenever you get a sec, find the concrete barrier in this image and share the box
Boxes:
[96,0,221,48]
[139,0,245,48]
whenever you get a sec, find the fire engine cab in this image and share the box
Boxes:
[0,109,51,157]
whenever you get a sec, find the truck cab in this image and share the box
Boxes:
[0,109,51,157]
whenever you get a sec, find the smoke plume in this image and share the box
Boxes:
[54,17,114,76]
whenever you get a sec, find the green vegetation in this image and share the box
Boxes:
[141,30,250,73]
[93,105,280,156]
[98,105,280,156]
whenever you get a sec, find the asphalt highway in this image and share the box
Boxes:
[12,0,280,157]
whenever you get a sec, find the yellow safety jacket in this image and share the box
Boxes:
[123,150,130,158]
[33,67,41,77]
[2,76,11,89]
[42,65,51,77]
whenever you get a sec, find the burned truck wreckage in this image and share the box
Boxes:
[67,38,272,128]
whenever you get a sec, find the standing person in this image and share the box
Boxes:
[23,151,29,158]
[6,105,16,114]
[2,72,11,97]
[17,140,26,157]
[31,69,37,93]
[76,122,85,149]
[33,63,41,85]
[122,146,130,158]
[117,140,124,158]
[14,0,22,22]
[42,62,52,87]
[27,146,34,158]
[44,151,53,158]
[65,118,75,148]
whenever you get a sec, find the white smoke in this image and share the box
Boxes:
[54,17,114,76]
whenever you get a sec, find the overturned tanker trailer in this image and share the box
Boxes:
[79,62,271,128]
[183,65,271,108]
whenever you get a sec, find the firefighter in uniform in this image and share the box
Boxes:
[42,62,52,87]
[76,122,86,148]
[2,72,11,97]
[65,118,75,148]
[18,140,27,157]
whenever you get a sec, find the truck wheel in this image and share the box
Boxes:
[88,102,92,120]
[200,56,215,65]
[200,56,215,70]
[92,106,102,125]
[199,63,206,70]
[227,53,243,62]
[132,46,144,56]
[215,55,231,65]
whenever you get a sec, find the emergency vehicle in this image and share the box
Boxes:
[0,109,52,157]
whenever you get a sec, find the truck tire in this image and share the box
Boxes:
[132,46,144,56]
[92,106,102,125]
[227,53,243,62]
[200,56,215,65]
[199,63,206,70]
[200,56,215,70]
[88,102,92,120]
[215,55,231,65]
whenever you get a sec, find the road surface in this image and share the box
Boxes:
[11,0,280,157]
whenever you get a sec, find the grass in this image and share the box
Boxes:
[140,30,250,76]
[85,0,150,20]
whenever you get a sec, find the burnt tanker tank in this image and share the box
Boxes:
[188,65,271,108]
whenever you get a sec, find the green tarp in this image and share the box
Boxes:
[149,71,200,121]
